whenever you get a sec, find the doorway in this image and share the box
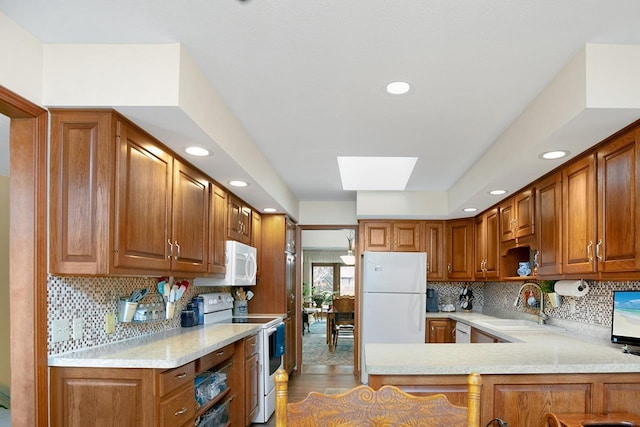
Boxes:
[296,225,359,377]
[1,85,49,426]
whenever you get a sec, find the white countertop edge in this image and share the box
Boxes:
[48,323,262,369]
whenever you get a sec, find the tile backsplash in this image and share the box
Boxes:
[47,274,221,355]
[48,275,640,356]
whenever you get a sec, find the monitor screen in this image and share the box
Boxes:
[611,290,640,347]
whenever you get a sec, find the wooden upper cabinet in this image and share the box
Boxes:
[50,110,116,275]
[596,129,640,274]
[424,221,445,281]
[362,221,391,252]
[562,154,597,275]
[113,121,174,272]
[170,160,209,273]
[361,221,421,252]
[252,210,262,278]
[392,221,422,252]
[475,208,499,280]
[208,184,227,275]
[446,219,474,280]
[535,172,563,276]
[228,194,252,244]
[500,188,535,243]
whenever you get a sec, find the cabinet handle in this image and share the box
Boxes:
[596,239,603,262]
[587,240,593,262]
[174,240,180,260]
[174,372,187,380]
[216,350,225,356]
[447,263,451,273]
[174,407,188,416]
[167,239,173,259]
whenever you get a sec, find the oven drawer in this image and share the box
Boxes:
[197,343,235,372]
[158,361,195,397]
[245,334,258,358]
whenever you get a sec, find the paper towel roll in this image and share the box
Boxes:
[554,280,589,297]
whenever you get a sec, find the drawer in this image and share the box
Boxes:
[158,361,195,397]
[197,343,235,372]
[245,334,258,358]
[159,383,195,427]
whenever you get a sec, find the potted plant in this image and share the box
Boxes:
[539,280,560,308]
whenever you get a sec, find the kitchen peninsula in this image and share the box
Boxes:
[48,322,266,426]
[366,313,640,427]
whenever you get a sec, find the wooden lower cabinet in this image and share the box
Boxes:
[367,373,640,427]
[426,318,456,343]
[50,341,248,427]
[470,328,505,343]
[244,335,260,426]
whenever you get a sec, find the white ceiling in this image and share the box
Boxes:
[3,1,640,218]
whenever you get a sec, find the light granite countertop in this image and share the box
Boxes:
[48,323,262,369]
[365,312,640,376]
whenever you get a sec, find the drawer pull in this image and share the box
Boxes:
[216,350,225,356]
[174,372,187,380]
[174,406,188,416]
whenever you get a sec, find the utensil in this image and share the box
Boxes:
[246,290,254,301]
[128,288,148,303]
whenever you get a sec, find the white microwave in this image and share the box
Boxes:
[195,240,257,287]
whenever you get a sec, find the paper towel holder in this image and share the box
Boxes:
[555,279,589,297]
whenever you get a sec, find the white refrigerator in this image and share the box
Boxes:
[361,251,427,383]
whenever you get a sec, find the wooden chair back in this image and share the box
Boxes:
[332,295,354,314]
[274,369,482,427]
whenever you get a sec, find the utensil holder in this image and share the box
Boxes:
[165,301,176,319]
[233,300,248,317]
[118,300,138,323]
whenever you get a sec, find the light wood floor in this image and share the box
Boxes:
[252,365,359,426]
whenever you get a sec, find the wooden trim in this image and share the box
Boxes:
[1,85,48,426]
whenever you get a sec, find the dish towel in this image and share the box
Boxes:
[274,323,286,357]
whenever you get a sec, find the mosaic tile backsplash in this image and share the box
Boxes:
[47,274,221,355]
[48,275,640,355]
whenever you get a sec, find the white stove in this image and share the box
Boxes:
[200,293,285,423]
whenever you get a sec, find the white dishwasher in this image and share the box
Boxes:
[455,322,471,343]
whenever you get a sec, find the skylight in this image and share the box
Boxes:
[337,156,418,191]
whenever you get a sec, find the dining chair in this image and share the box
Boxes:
[274,369,482,426]
[329,295,354,353]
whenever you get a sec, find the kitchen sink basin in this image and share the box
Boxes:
[474,318,547,331]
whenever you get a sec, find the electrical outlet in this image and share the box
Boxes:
[105,312,116,334]
[51,319,70,343]
[569,297,576,314]
[72,317,84,340]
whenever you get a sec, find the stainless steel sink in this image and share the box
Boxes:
[474,318,547,331]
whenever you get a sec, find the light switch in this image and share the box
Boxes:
[72,317,84,340]
[51,319,70,343]
[105,312,116,334]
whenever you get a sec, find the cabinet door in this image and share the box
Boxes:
[562,155,597,275]
[245,352,259,425]
[446,219,474,280]
[284,317,296,373]
[474,216,487,278]
[228,194,251,244]
[500,201,515,243]
[114,122,173,272]
[484,208,500,279]
[362,221,392,252]
[209,184,227,274]
[536,172,562,276]
[426,319,454,343]
[50,111,115,275]
[392,222,422,252]
[597,130,640,273]
[171,160,209,273]
[252,211,262,278]
[424,221,445,281]
[514,188,535,238]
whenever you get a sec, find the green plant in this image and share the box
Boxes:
[539,280,557,294]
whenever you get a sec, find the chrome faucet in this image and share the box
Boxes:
[513,282,548,325]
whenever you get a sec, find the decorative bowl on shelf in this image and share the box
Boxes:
[517,262,531,277]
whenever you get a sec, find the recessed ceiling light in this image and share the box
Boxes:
[229,180,248,188]
[184,146,210,157]
[489,189,507,195]
[386,81,411,95]
[539,150,569,160]
[463,207,478,212]
[263,208,277,213]
[337,156,417,191]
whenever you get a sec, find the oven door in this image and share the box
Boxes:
[263,323,284,392]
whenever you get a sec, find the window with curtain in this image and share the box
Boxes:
[312,263,355,297]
